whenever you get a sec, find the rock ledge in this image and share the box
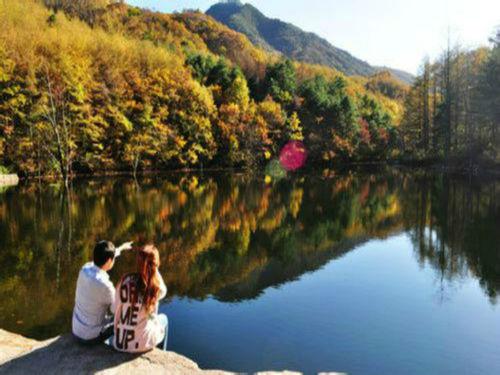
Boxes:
[0,329,230,374]
[0,329,307,375]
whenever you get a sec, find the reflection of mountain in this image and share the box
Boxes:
[0,170,498,340]
[215,236,371,302]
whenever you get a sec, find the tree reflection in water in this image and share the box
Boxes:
[0,170,498,339]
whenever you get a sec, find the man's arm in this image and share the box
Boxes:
[102,280,116,314]
[115,241,133,257]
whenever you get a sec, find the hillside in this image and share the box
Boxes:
[374,66,415,85]
[206,1,414,84]
[0,0,405,179]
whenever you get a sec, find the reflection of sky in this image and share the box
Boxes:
[163,234,500,374]
[126,0,500,74]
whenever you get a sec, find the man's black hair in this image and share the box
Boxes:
[93,241,116,267]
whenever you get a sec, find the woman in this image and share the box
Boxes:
[113,244,168,353]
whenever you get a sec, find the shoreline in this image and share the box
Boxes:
[0,329,231,374]
[0,329,318,374]
[8,159,500,184]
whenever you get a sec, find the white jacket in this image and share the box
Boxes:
[113,270,167,352]
[72,262,115,340]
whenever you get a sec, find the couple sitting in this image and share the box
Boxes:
[72,241,168,352]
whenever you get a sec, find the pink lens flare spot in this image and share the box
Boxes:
[279,141,307,171]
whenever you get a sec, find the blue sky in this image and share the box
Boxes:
[126,0,500,74]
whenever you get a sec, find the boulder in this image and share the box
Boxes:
[0,329,230,375]
[0,174,19,187]
[0,330,315,374]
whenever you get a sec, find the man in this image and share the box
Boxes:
[72,240,133,344]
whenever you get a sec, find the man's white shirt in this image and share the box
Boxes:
[72,262,115,340]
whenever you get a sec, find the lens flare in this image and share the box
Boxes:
[265,159,287,180]
[279,141,307,171]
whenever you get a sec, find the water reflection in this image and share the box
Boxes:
[400,173,500,303]
[0,170,498,340]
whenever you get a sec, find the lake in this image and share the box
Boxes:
[0,169,499,374]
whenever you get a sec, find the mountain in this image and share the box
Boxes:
[374,66,415,85]
[1,0,407,179]
[206,1,414,84]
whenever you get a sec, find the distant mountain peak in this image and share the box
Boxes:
[207,2,414,83]
[219,0,243,7]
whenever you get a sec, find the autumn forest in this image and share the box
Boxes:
[0,0,498,184]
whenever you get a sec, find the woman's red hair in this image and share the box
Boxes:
[135,244,161,314]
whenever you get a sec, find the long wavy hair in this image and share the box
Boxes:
[134,244,161,314]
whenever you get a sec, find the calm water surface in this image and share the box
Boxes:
[0,170,499,374]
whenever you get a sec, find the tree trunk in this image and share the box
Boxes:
[423,61,430,153]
